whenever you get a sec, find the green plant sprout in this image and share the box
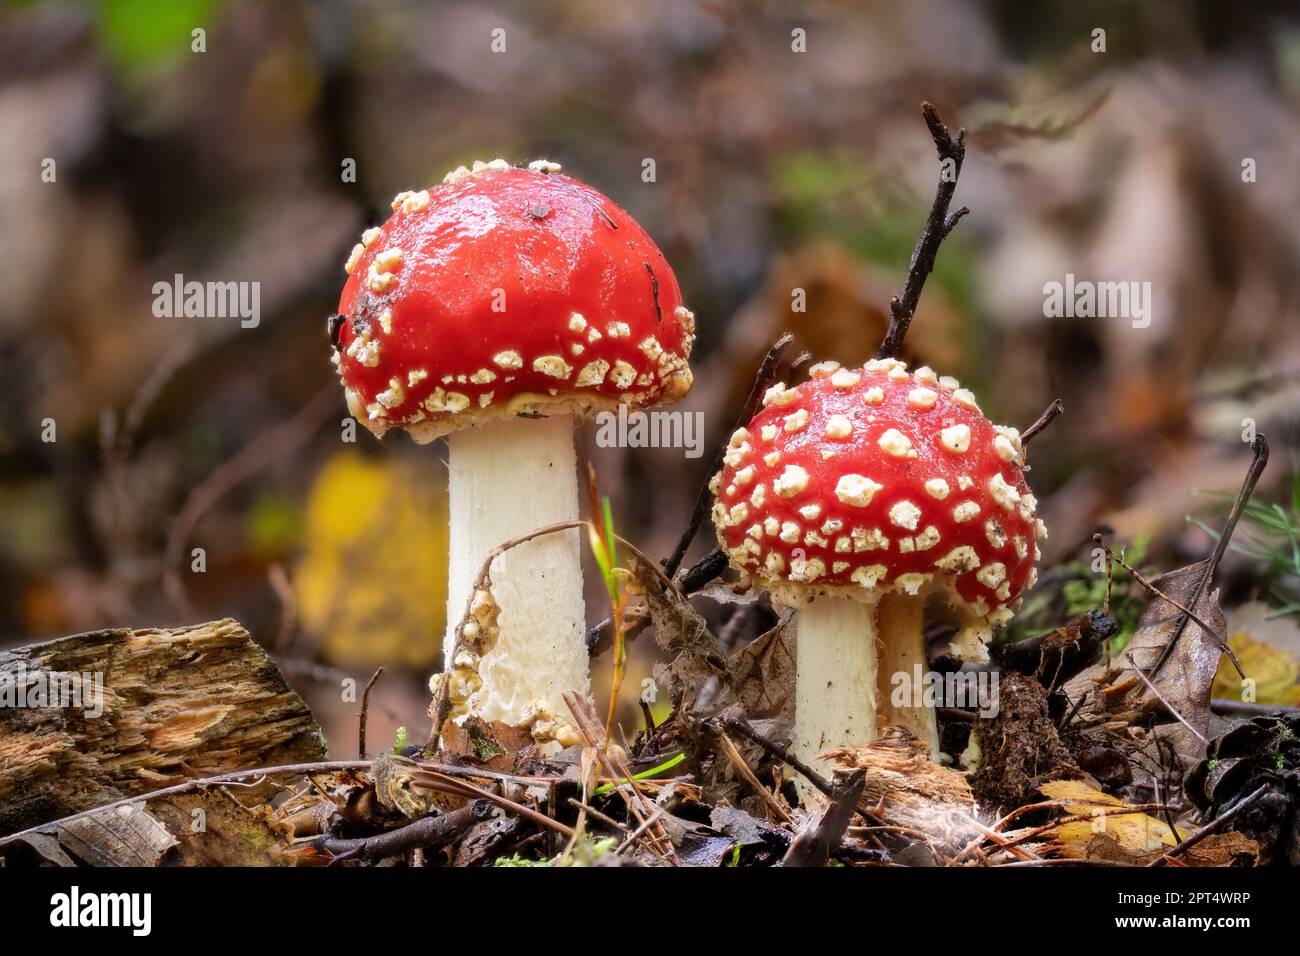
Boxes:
[591,752,686,796]
[585,465,629,743]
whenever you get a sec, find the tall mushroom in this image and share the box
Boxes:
[332,159,695,740]
[711,357,1043,781]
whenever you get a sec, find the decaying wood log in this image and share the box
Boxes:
[825,726,982,848]
[0,618,324,834]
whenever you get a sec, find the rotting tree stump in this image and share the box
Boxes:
[0,618,324,834]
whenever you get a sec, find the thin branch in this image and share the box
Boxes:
[1124,653,1208,747]
[427,518,588,745]
[877,101,968,360]
[1149,435,1269,677]
[675,546,729,594]
[1147,783,1271,867]
[715,716,833,797]
[1021,398,1064,446]
[411,768,576,838]
[663,333,796,578]
[0,760,372,849]
[358,666,384,760]
[1093,533,1243,677]
[715,730,792,823]
[316,801,483,864]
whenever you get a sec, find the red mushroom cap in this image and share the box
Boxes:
[711,358,1045,659]
[332,159,695,442]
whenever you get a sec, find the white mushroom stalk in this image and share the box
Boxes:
[874,592,939,753]
[445,414,588,733]
[792,594,878,783]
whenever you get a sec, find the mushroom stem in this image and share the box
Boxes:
[792,594,878,797]
[445,414,590,728]
[875,593,940,757]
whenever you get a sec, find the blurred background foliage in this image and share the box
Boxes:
[2,0,1299,750]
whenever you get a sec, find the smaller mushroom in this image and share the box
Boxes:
[711,358,1044,787]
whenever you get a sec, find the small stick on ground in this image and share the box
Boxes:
[1021,399,1064,446]
[717,716,833,797]
[1093,533,1244,677]
[358,666,384,760]
[877,101,969,360]
[0,760,373,851]
[317,800,484,864]
[1150,434,1269,678]
[411,768,576,838]
[1147,783,1271,867]
[716,730,792,823]
[675,547,729,593]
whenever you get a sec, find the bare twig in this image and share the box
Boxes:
[1124,654,1208,746]
[266,563,298,652]
[1211,698,1300,717]
[877,101,968,360]
[564,692,677,862]
[316,800,483,864]
[1150,435,1269,678]
[428,518,589,745]
[411,768,576,838]
[358,666,384,760]
[716,730,792,823]
[715,715,833,797]
[675,546,729,593]
[1021,398,1064,446]
[0,760,372,850]
[1147,783,1271,867]
[663,333,796,578]
[1093,533,1243,677]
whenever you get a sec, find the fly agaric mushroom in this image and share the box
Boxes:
[331,159,695,740]
[711,357,1044,777]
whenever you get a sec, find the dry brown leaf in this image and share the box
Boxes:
[22,803,179,867]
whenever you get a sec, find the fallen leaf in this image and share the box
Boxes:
[717,615,795,731]
[24,803,179,867]
[1212,602,1300,706]
[1126,561,1226,767]
[632,556,727,706]
[1042,780,1182,859]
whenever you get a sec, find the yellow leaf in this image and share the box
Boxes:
[1212,603,1300,706]
[1041,780,1181,858]
[295,451,448,668]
